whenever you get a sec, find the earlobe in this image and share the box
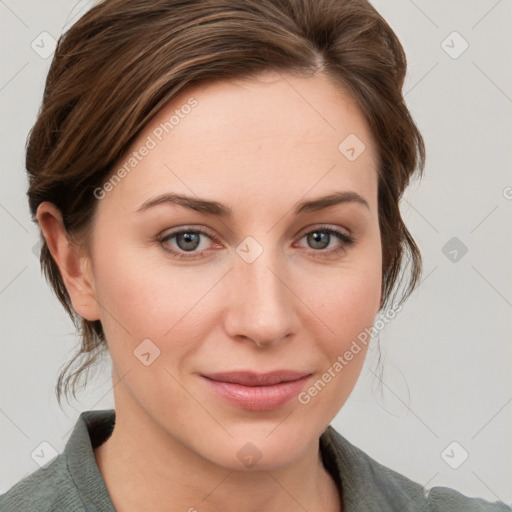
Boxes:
[36,202,101,322]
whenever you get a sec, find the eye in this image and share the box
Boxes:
[296,226,354,257]
[158,227,221,259]
[157,225,354,261]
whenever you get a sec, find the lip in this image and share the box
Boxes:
[201,371,312,411]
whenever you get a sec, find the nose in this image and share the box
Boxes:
[223,249,298,349]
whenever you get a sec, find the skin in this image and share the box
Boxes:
[38,70,382,512]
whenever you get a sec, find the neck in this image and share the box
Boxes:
[93,387,341,512]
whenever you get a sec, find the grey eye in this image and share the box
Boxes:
[307,231,331,250]
[176,232,201,251]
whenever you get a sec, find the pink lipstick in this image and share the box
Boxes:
[201,370,311,411]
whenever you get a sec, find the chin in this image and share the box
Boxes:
[194,419,322,472]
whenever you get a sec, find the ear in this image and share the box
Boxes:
[36,202,101,322]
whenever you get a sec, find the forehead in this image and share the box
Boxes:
[160,70,375,158]
[101,71,378,214]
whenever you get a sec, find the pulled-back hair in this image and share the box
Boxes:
[27,0,425,406]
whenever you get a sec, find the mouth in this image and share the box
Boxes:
[200,370,312,411]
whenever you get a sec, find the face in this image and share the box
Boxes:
[82,71,382,470]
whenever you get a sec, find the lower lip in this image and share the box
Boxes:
[202,376,311,411]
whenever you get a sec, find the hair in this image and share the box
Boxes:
[27,0,425,407]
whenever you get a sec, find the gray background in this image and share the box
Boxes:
[1,0,511,503]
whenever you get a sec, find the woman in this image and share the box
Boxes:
[1,0,509,510]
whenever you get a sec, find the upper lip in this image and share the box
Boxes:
[201,370,311,386]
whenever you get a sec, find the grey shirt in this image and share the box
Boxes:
[1,409,510,511]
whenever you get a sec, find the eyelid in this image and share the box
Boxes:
[294,224,355,256]
[296,223,352,240]
[157,224,355,260]
[157,225,223,259]
[158,224,218,241]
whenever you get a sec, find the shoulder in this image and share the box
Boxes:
[0,409,116,512]
[0,454,86,512]
[427,486,512,511]
[321,426,511,511]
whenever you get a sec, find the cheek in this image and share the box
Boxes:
[295,237,382,395]
[301,244,382,344]
[92,246,228,357]
[294,269,381,418]
[306,270,381,360]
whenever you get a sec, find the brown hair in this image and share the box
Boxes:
[27,0,425,406]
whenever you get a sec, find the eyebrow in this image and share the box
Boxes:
[135,191,369,216]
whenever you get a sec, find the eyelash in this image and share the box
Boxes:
[157,225,355,260]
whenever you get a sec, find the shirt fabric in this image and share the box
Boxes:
[0,409,510,511]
